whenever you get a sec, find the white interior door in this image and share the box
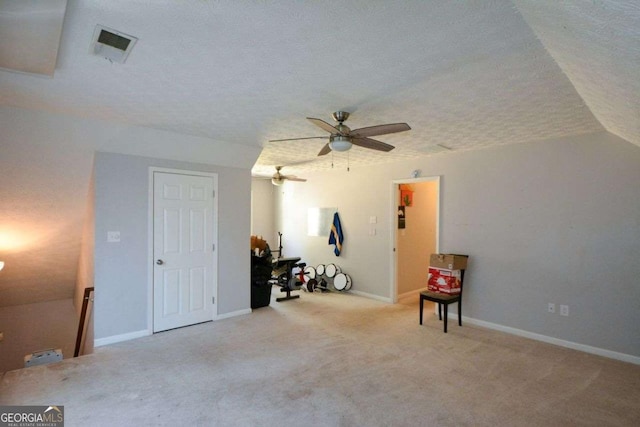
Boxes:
[153,171,216,332]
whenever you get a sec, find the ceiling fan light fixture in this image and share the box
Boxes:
[271,177,284,186]
[329,135,352,152]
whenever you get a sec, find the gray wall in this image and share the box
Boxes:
[275,132,640,358]
[250,178,276,244]
[93,152,251,341]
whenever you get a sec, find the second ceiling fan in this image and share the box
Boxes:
[270,111,411,156]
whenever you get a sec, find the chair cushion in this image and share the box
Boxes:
[420,290,460,302]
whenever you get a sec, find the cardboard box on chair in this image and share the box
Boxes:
[429,254,468,270]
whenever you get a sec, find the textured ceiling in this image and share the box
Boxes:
[0,0,68,76]
[0,1,638,308]
[514,0,640,150]
[0,0,637,180]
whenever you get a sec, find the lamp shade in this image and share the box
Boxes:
[0,261,4,271]
[329,136,352,152]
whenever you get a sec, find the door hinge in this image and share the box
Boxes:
[212,244,215,251]
[212,190,216,198]
[212,297,215,304]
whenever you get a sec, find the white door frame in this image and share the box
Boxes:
[389,176,441,303]
[147,167,219,334]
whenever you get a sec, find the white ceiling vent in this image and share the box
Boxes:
[91,25,137,64]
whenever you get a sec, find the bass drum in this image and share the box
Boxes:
[325,263,341,278]
[303,266,316,283]
[344,274,352,291]
[316,264,325,276]
[333,273,351,291]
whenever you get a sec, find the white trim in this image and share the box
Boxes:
[350,289,393,303]
[147,169,154,335]
[397,288,424,300]
[94,329,150,347]
[389,176,441,304]
[147,167,219,334]
[216,308,251,320]
[442,314,640,365]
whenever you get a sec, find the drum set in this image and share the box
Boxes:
[302,263,352,293]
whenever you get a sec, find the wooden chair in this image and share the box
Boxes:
[419,269,466,333]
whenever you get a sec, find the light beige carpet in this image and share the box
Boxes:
[1,288,639,426]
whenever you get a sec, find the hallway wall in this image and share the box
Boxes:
[0,299,77,373]
[397,180,438,296]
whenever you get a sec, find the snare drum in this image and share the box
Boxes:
[325,263,341,278]
[303,266,316,283]
[316,264,325,276]
[333,273,351,291]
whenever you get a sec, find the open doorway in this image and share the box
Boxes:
[390,176,440,303]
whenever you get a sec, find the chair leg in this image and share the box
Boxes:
[443,304,448,333]
[458,301,462,326]
[419,296,423,325]
[438,303,442,320]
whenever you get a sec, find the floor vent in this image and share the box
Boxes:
[24,349,63,368]
[91,25,137,64]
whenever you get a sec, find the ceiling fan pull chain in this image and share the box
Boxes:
[347,151,350,172]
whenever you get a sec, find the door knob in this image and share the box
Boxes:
[156,259,164,265]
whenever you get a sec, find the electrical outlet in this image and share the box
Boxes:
[560,305,569,316]
[548,303,555,313]
[107,231,121,242]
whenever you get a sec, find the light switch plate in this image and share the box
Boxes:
[107,231,121,242]
[369,216,377,224]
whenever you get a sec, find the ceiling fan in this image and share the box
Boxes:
[270,111,411,156]
[270,166,307,186]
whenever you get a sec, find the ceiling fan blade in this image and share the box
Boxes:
[317,143,332,156]
[350,123,411,138]
[307,118,341,134]
[282,175,307,182]
[352,137,395,152]
[269,136,328,142]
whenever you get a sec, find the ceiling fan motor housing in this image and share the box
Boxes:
[332,111,350,123]
[335,123,350,135]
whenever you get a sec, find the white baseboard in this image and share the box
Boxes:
[94,310,251,348]
[350,289,393,303]
[216,308,251,320]
[94,329,150,348]
[398,288,423,300]
[458,315,640,365]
